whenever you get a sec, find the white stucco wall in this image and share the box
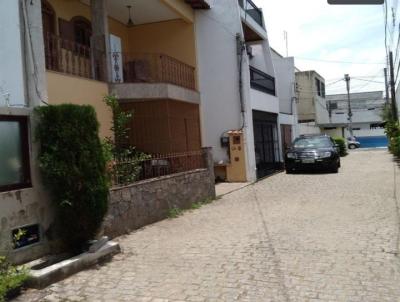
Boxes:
[315,96,330,125]
[271,51,295,115]
[0,0,26,106]
[321,92,385,126]
[325,109,384,124]
[299,122,321,135]
[250,88,279,113]
[195,0,278,181]
[0,0,53,264]
[195,0,244,165]
[352,126,385,137]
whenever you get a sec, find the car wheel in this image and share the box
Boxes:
[348,144,356,149]
[338,160,341,168]
[286,168,294,174]
[330,164,339,173]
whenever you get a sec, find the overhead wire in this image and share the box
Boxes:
[294,57,385,65]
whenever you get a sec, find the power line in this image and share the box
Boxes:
[351,78,385,84]
[326,79,344,86]
[295,56,386,65]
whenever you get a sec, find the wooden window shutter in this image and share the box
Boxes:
[58,18,74,50]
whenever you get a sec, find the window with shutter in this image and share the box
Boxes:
[58,18,74,50]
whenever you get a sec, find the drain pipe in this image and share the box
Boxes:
[236,33,246,129]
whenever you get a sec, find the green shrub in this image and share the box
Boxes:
[0,257,29,302]
[391,135,400,157]
[103,95,149,185]
[385,120,400,156]
[333,137,348,157]
[35,104,109,250]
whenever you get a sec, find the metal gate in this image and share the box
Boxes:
[253,111,282,179]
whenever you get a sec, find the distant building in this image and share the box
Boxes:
[321,91,385,138]
[271,48,299,152]
[295,70,328,123]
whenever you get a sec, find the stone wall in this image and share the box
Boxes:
[103,168,215,238]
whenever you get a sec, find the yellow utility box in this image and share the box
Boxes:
[226,130,247,182]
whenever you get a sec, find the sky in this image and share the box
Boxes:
[256,0,388,95]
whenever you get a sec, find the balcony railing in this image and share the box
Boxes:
[111,52,196,91]
[238,0,264,28]
[44,33,106,81]
[250,66,275,96]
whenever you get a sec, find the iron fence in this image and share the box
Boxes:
[111,150,206,186]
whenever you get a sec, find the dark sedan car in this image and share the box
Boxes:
[285,134,341,174]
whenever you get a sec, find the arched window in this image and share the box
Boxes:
[71,17,92,48]
[41,0,56,35]
[41,0,57,70]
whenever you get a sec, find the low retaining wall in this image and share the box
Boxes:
[103,148,216,237]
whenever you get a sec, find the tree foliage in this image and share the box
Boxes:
[383,104,400,157]
[103,95,149,185]
[333,137,348,157]
[35,104,109,250]
[0,256,29,302]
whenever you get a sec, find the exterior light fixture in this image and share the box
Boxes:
[126,5,134,27]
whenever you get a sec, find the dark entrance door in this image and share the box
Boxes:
[280,124,292,153]
[253,110,282,179]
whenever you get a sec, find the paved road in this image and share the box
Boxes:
[19,150,400,302]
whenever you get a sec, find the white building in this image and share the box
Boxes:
[0,0,52,263]
[321,91,386,138]
[195,0,283,180]
[271,48,299,151]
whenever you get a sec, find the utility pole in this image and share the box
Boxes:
[284,31,288,57]
[389,51,399,121]
[345,74,353,137]
[384,68,390,105]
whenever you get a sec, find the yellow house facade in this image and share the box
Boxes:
[42,0,209,153]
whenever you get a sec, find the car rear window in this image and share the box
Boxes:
[293,137,332,148]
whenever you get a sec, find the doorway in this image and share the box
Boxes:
[253,111,282,179]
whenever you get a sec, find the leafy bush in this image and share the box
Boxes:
[103,95,149,185]
[385,120,400,156]
[333,137,348,157]
[0,257,29,302]
[35,104,109,250]
[391,135,400,157]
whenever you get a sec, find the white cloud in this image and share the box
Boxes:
[256,0,387,94]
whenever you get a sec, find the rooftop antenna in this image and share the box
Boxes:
[284,30,289,57]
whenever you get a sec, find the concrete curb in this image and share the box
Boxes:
[27,241,120,289]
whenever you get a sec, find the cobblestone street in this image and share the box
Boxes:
[18,150,400,302]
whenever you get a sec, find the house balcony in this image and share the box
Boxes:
[109,52,199,104]
[238,0,267,42]
[42,0,200,104]
[238,0,264,28]
[44,32,106,81]
[41,0,202,154]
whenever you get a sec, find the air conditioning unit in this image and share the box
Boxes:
[246,45,254,58]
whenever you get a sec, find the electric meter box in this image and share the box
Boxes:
[226,130,247,182]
